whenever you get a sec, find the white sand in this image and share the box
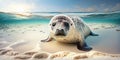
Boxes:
[0,23,120,60]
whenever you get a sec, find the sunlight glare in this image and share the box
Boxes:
[8,4,33,13]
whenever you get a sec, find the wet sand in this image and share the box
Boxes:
[0,23,120,60]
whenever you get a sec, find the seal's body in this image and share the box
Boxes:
[41,14,98,51]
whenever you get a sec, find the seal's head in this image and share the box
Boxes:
[49,14,74,37]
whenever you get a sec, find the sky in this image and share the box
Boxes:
[0,0,120,12]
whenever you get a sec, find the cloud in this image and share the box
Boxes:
[79,7,97,12]
[0,0,35,12]
[103,3,120,12]
[73,5,98,12]
[1,0,120,12]
[111,3,120,11]
[61,3,120,12]
[72,3,120,12]
[104,8,110,12]
[58,5,98,12]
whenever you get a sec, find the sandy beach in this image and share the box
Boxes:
[0,0,120,59]
[0,23,120,60]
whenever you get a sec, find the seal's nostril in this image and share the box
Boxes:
[57,29,64,32]
[61,29,64,32]
[56,29,59,31]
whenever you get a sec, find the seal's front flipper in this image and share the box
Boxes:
[77,42,92,51]
[90,32,99,36]
[41,37,53,42]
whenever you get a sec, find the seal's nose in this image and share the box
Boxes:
[56,29,65,36]
[56,29,64,33]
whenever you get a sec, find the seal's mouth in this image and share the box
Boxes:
[55,33,66,36]
[55,29,66,36]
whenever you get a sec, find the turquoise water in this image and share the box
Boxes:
[0,12,50,25]
[0,12,120,25]
[82,12,120,24]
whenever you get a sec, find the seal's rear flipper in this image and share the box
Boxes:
[77,42,92,51]
[90,32,99,36]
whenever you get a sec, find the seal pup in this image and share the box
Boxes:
[41,14,98,51]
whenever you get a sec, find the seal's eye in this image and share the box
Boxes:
[64,22,69,27]
[52,23,56,26]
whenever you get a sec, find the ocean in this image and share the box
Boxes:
[0,12,120,25]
